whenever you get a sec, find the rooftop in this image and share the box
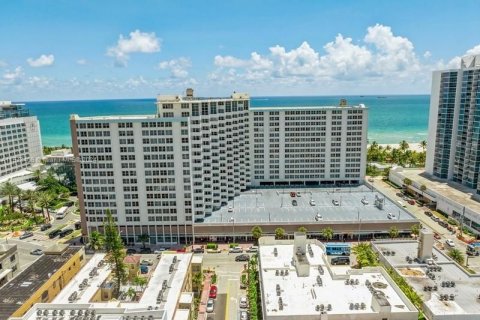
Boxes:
[201,185,416,224]
[23,252,194,320]
[0,246,82,320]
[252,103,366,111]
[0,243,16,256]
[258,238,417,318]
[373,240,480,318]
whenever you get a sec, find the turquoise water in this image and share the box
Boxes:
[25,95,430,146]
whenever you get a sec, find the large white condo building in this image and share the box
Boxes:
[71,90,367,244]
[0,101,43,179]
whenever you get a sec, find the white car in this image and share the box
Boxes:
[239,296,248,309]
[309,199,316,206]
[361,198,369,205]
[228,206,233,212]
[206,299,214,313]
[246,246,258,253]
[445,239,455,247]
[154,248,166,254]
[240,311,249,320]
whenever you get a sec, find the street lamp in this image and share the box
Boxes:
[357,208,361,243]
[230,217,235,243]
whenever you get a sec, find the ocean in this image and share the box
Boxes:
[24,95,430,146]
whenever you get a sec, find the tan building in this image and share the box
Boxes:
[0,245,85,320]
[0,244,20,287]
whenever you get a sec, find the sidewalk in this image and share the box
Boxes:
[197,273,212,319]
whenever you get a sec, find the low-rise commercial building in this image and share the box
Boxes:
[373,230,480,319]
[0,244,19,287]
[390,167,480,236]
[9,251,197,320]
[258,234,418,320]
[0,245,85,320]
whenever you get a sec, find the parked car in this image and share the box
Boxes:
[235,254,250,262]
[206,299,215,313]
[438,220,448,228]
[292,199,298,206]
[140,259,153,266]
[48,229,61,239]
[309,199,316,206]
[126,248,137,254]
[240,311,249,320]
[209,285,217,299]
[239,296,248,309]
[154,248,167,254]
[433,232,441,240]
[140,247,152,253]
[445,239,455,247]
[424,211,433,217]
[332,199,340,206]
[193,247,205,254]
[40,223,52,231]
[58,228,73,238]
[229,246,243,253]
[19,231,34,240]
[331,256,350,265]
[30,248,43,256]
[361,198,369,205]
[246,246,258,253]
[408,199,415,205]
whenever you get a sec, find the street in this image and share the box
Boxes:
[371,177,480,272]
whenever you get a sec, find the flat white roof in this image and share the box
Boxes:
[17,181,37,191]
[259,241,416,318]
[172,309,190,320]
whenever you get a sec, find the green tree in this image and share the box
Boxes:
[410,224,421,237]
[36,191,53,222]
[321,227,334,241]
[251,226,263,243]
[352,243,378,268]
[399,140,409,152]
[89,231,105,251]
[389,226,400,239]
[103,210,127,296]
[447,248,465,265]
[403,177,412,191]
[420,184,427,200]
[275,227,285,240]
[32,169,42,182]
[137,233,150,249]
[0,181,18,212]
[133,275,148,290]
[126,287,136,301]
[192,272,203,294]
[420,140,427,152]
[297,226,307,233]
[23,190,36,214]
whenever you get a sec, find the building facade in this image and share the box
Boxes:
[0,244,20,287]
[0,101,43,179]
[71,90,367,243]
[426,55,480,193]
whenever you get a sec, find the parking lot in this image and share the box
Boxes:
[202,185,416,224]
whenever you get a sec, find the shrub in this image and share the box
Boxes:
[229,243,239,248]
[206,243,218,250]
[447,218,458,226]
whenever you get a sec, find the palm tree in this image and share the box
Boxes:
[420,184,427,201]
[36,191,53,222]
[399,140,409,152]
[389,226,399,239]
[137,233,150,249]
[410,224,421,238]
[133,275,148,290]
[297,226,307,233]
[447,248,465,265]
[89,231,105,251]
[126,287,136,301]
[32,169,42,182]
[321,227,334,241]
[275,227,285,240]
[420,140,427,152]
[251,226,263,243]
[15,188,24,213]
[192,272,203,294]
[0,181,18,212]
[352,243,378,268]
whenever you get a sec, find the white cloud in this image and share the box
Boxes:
[0,67,24,86]
[209,24,430,92]
[107,30,161,67]
[76,59,87,65]
[27,54,55,67]
[158,57,192,78]
[0,60,7,68]
[423,51,431,59]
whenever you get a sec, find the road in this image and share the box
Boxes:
[203,252,251,320]
[371,177,480,272]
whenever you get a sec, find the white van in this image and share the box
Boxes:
[397,201,406,208]
[55,206,68,219]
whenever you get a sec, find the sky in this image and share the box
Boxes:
[0,0,480,101]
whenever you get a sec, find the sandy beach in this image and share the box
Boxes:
[370,142,426,153]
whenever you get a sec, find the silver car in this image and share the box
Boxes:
[206,298,214,313]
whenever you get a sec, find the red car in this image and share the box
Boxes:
[209,285,217,299]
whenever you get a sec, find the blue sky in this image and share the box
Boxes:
[0,0,479,100]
